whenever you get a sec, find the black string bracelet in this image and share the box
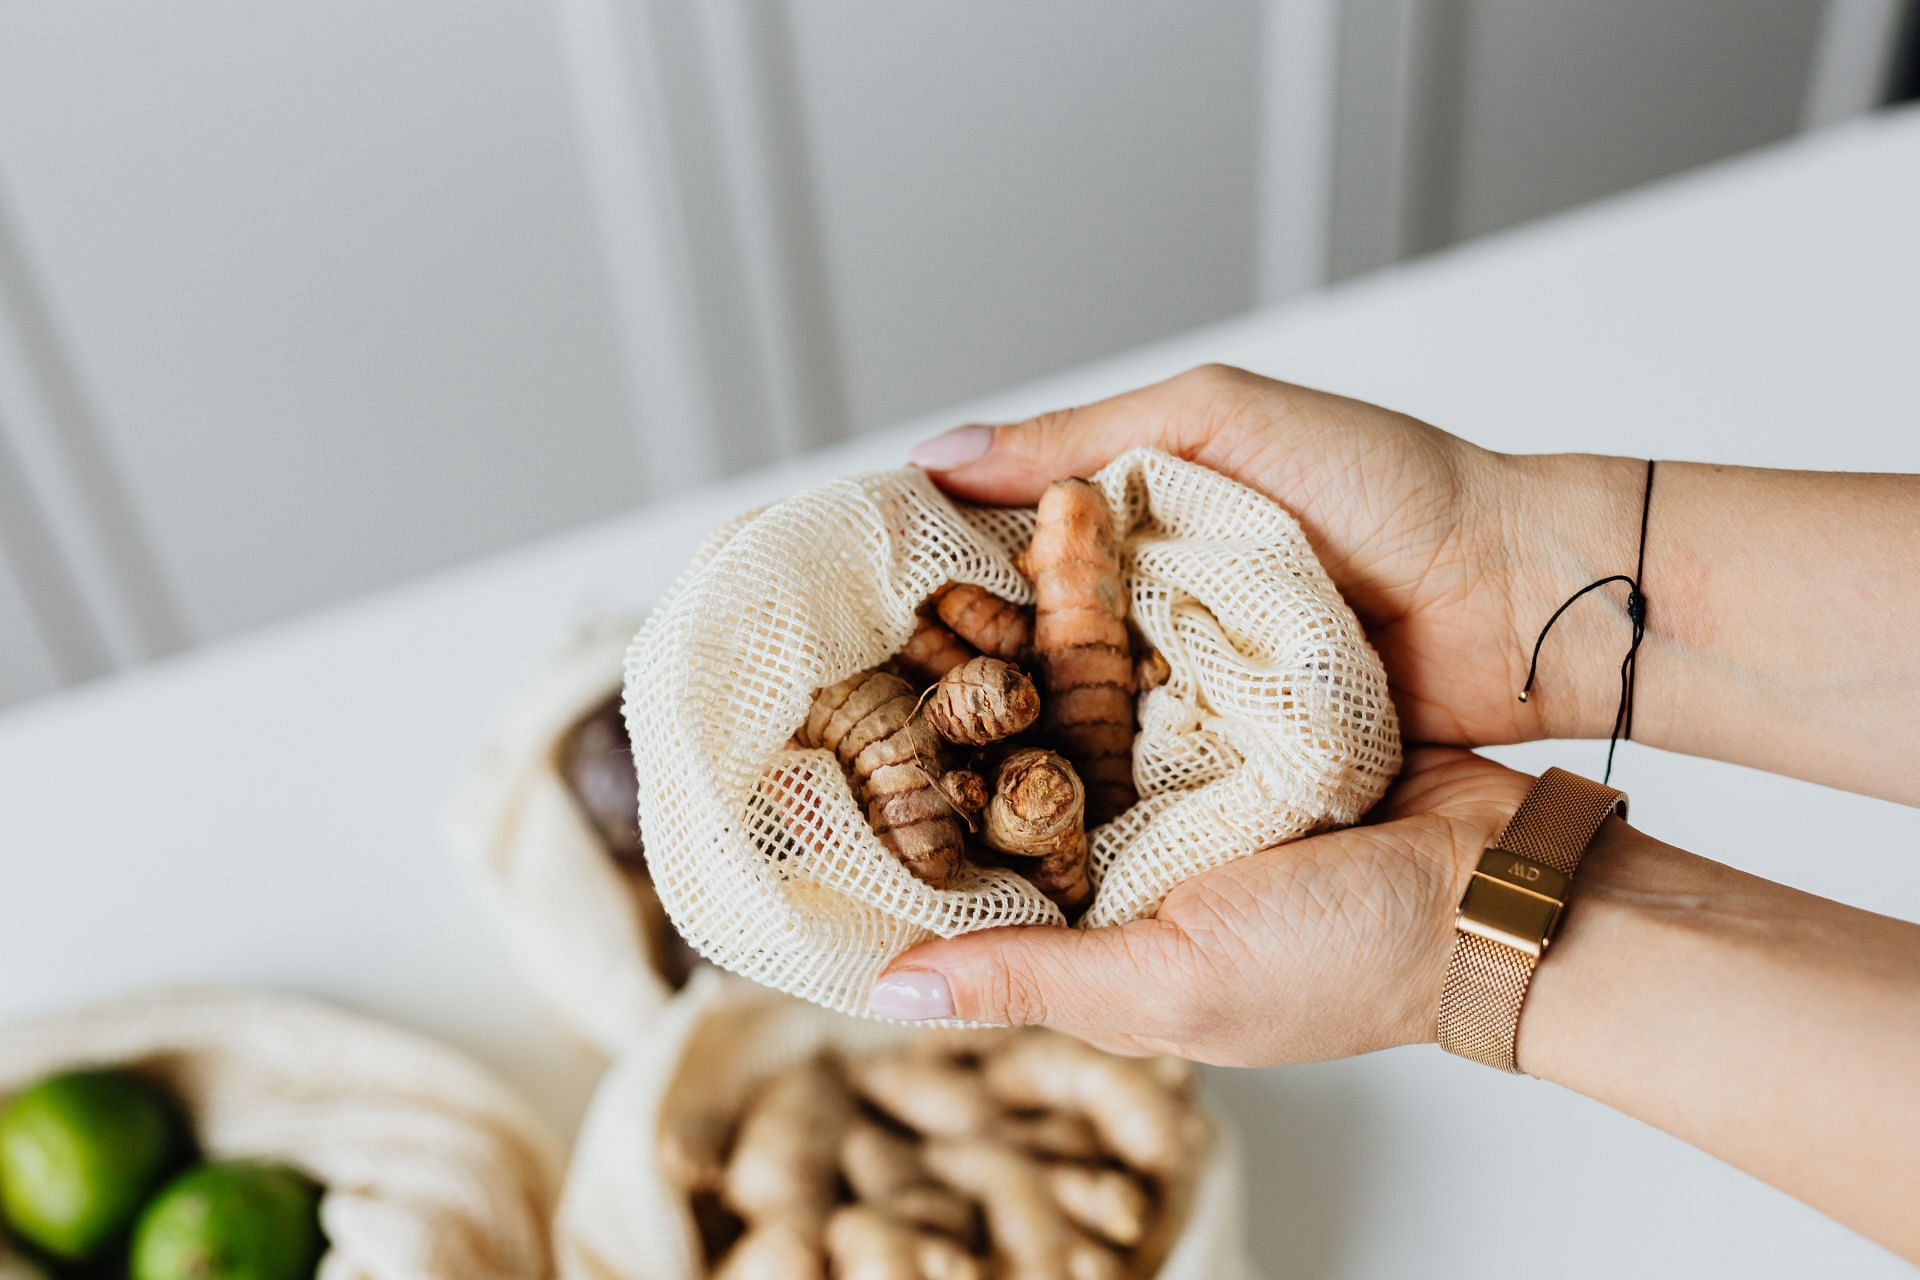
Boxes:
[1517,459,1656,784]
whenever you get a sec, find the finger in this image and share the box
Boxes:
[908,370,1218,505]
[869,919,1193,1040]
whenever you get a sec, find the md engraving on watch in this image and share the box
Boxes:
[1456,848,1573,958]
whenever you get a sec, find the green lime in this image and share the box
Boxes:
[0,1069,186,1262]
[130,1160,322,1280]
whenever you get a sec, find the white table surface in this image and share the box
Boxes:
[6,107,1919,1278]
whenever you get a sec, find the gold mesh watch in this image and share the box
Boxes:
[1437,767,1627,1072]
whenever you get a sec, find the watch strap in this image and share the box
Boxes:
[1436,767,1626,1072]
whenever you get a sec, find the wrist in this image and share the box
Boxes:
[1391,761,1538,1050]
[1493,451,1649,741]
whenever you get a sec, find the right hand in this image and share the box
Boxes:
[910,364,1635,746]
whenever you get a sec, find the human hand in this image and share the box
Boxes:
[868,749,1530,1064]
[911,364,1640,746]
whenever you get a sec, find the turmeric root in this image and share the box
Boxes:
[923,656,1041,746]
[890,614,977,685]
[1134,646,1170,693]
[722,1058,856,1219]
[922,1138,1123,1280]
[982,1032,1202,1179]
[982,748,1091,913]
[798,670,964,888]
[934,583,1033,661]
[935,767,988,817]
[1028,478,1137,823]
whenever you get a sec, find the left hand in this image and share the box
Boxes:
[868,749,1530,1065]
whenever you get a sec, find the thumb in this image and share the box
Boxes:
[909,371,1212,505]
[869,919,1190,1038]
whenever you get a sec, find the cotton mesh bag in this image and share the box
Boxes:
[450,618,700,1055]
[554,976,1257,1280]
[0,988,562,1280]
[625,447,1400,1017]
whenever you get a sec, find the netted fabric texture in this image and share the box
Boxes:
[624,448,1400,1017]
[553,976,1255,1280]
[0,989,562,1280]
[449,618,682,1055]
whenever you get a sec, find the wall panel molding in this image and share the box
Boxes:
[1325,0,1429,280]
[552,0,724,492]
[689,1,847,451]
[0,181,183,672]
[1804,0,1906,127]
[553,0,845,483]
[1257,0,1342,302]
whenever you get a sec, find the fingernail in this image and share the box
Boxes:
[910,424,994,470]
[868,970,955,1021]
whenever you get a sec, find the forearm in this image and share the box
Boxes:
[1517,820,1920,1261]
[1504,455,1920,803]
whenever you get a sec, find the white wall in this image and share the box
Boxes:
[0,0,1890,706]
[1423,0,1827,248]
[781,1,1263,431]
[0,2,639,648]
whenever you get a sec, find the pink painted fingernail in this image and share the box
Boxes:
[910,424,994,470]
[868,971,955,1021]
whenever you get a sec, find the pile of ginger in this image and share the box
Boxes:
[663,1027,1207,1280]
[798,479,1163,915]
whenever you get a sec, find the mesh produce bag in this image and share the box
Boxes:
[0,989,562,1280]
[450,618,699,1055]
[626,448,1400,1017]
[554,976,1257,1280]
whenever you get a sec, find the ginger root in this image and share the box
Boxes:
[872,1184,976,1239]
[839,1120,927,1201]
[684,1032,1205,1280]
[923,656,1041,746]
[923,1138,1123,1280]
[982,1032,1201,1179]
[1044,1164,1150,1247]
[826,1206,982,1280]
[982,748,1092,913]
[845,1054,999,1138]
[996,1109,1103,1162]
[840,1121,974,1236]
[711,1211,825,1280]
[798,670,964,888]
[722,1058,856,1219]
[1029,478,1137,823]
[658,1108,731,1194]
[890,614,977,685]
[934,583,1032,661]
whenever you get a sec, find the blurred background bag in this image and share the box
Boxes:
[450,618,703,1055]
[0,989,563,1280]
[554,977,1257,1280]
